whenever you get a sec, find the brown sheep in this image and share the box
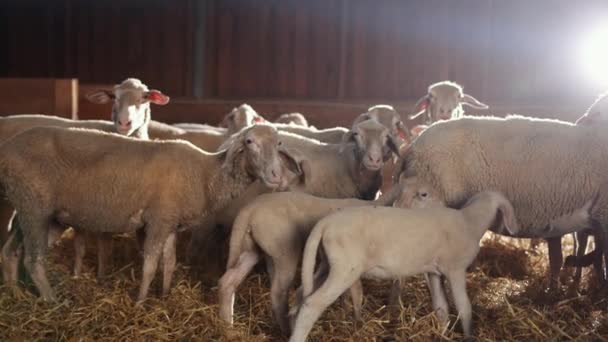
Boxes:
[0,124,299,303]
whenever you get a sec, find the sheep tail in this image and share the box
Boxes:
[225,207,253,269]
[301,222,325,299]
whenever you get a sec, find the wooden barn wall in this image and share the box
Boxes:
[0,0,194,97]
[1,0,608,108]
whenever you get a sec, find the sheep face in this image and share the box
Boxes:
[347,120,400,171]
[362,105,411,144]
[393,175,444,209]
[576,92,608,125]
[86,78,169,136]
[412,81,488,123]
[225,124,299,189]
[221,104,266,135]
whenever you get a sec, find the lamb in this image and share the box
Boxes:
[0,124,299,302]
[394,115,608,287]
[409,80,488,124]
[288,190,518,341]
[274,113,309,126]
[218,172,442,334]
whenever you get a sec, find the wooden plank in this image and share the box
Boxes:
[0,78,77,118]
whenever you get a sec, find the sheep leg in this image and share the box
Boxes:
[137,226,171,303]
[161,232,176,297]
[96,233,113,279]
[72,229,86,277]
[20,214,56,302]
[265,255,275,283]
[0,201,14,246]
[135,228,146,255]
[546,237,563,289]
[388,278,402,307]
[1,224,22,286]
[270,259,299,335]
[573,230,590,285]
[218,251,260,324]
[289,268,361,342]
[426,273,449,324]
[348,279,364,321]
[446,269,472,338]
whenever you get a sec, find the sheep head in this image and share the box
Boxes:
[274,112,309,127]
[221,104,266,135]
[357,105,412,147]
[410,81,488,123]
[392,175,444,209]
[343,119,400,171]
[222,124,300,189]
[86,78,169,136]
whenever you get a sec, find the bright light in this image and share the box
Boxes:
[581,24,608,87]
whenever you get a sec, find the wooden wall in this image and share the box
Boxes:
[2,0,608,109]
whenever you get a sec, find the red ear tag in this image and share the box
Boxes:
[398,130,409,140]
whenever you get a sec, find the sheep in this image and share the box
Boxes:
[172,122,228,134]
[273,123,348,144]
[351,104,412,195]
[409,80,488,124]
[274,113,309,126]
[574,91,608,125]
[394,115,608,288]
[557,91,608,284]
[86,78,170,138]
[288,190,518,341]
[0,124,300,302]
[187,118,400,271]
[0,115,145,276]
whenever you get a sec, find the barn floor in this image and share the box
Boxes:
[1,231,607,341]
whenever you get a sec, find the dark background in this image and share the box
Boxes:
[1,0,607,124]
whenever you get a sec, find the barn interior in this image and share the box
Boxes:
[1,0,608,340]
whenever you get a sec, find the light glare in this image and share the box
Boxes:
[581,25,608,87]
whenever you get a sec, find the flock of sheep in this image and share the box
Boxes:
[0,78,607,341]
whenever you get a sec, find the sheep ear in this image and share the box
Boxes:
[145,90,170,105]
[220,111,235,128]
[339,130,356,153]
[410,95,430,119]
[298,159,312,184]
[221,139,245,172]
[86,90,115,104]
[279,147,302,177]
[460,93,488,109]
[387,134,401,157]
[396,121,412,142]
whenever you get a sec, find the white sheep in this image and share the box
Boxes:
[0,124,299,302]
[409,80,488,124]
[395,115,608,287]
[288,190,518,341]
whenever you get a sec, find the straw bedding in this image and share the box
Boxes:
[1,231,607,341]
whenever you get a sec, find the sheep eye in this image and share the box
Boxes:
[352,132,359,137]
[278,141,283,146]
[420,192,428,198]
[246,138,253,144]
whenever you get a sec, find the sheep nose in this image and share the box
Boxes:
[368,155,381,164]
[118,120,132,128]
